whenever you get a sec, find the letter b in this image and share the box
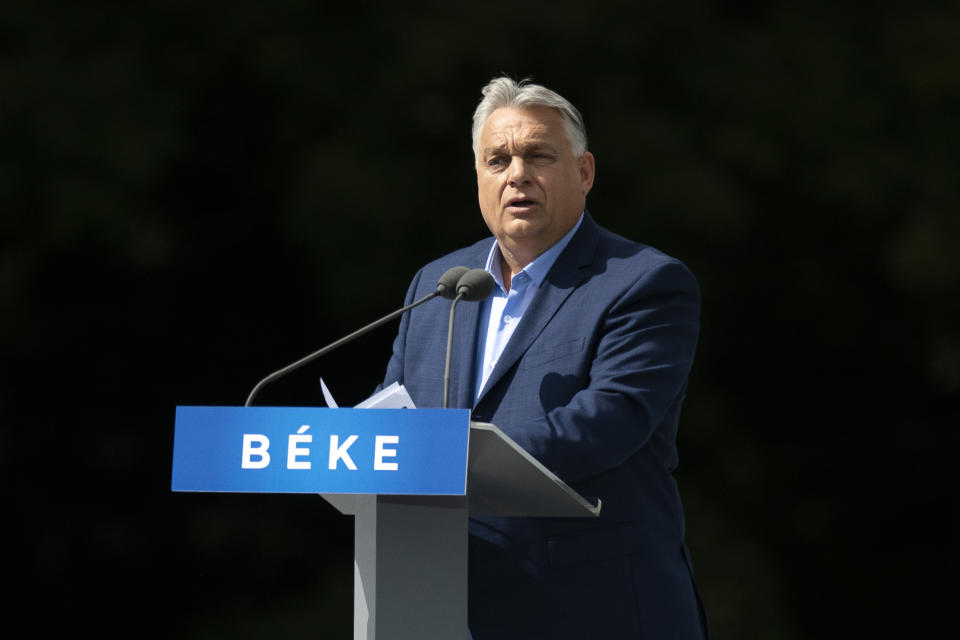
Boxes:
[242,434,271,469]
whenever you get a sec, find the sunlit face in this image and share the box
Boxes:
[475,106,595,272]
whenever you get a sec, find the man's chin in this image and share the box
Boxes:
[501,219,544,241]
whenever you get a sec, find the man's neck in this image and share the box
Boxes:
[497,245,534,293]
[494,212,587,293]
[500,258,517,293]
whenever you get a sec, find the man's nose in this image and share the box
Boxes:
[507,156,530,185]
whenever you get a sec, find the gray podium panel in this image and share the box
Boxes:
[466,422,601,517]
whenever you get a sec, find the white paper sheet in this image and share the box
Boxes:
[319,378,416,409]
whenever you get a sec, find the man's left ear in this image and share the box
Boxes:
[579,151,596,195]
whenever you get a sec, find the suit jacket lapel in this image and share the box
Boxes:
[476,214,600,406]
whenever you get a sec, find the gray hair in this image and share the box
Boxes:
[471,76,588,161]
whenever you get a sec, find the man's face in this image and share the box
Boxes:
[475,106,595,269]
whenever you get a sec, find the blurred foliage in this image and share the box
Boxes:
[2,0,956,637]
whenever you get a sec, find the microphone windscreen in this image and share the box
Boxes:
[436,266,471,299]
[456,269,496,301]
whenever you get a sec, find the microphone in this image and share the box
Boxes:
[244,265,471,406]
[443,269,496,408]
[455,268,496,301]
[436,266,470,299]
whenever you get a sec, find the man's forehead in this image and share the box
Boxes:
[479,107,565,149]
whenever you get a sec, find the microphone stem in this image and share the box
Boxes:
[443,292,465,409]
[245,291,438,407]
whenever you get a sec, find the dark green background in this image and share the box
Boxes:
[3,1,956,637]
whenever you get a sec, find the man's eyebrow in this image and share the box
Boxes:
[481,142,509,156]
[522,141,557,153]
[482,139,556,156]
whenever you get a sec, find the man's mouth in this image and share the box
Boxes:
[506,197,537,210]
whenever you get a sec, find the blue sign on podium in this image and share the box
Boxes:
[172,406,471,495]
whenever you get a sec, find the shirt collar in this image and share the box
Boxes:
[483,212,585,290]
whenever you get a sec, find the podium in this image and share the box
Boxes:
[172,408,600,640]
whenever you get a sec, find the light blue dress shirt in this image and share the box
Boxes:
[473,213,585,400]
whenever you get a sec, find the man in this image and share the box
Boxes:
[381,77,708,639]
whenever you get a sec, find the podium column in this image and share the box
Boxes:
[331,494,469,640]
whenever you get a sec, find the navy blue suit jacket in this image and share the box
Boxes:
[382,212,708,639]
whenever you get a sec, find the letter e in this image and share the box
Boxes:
[374,435,399,471]
[287,432,312,470]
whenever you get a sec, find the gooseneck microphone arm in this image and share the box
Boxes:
[442,269,496,409]
[244,266,470,407]
[443,292,465,409]
[245,296,426,407]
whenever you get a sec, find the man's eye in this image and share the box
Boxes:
[487,157,505,167]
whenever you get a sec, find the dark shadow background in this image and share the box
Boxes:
[3,1,956,637]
